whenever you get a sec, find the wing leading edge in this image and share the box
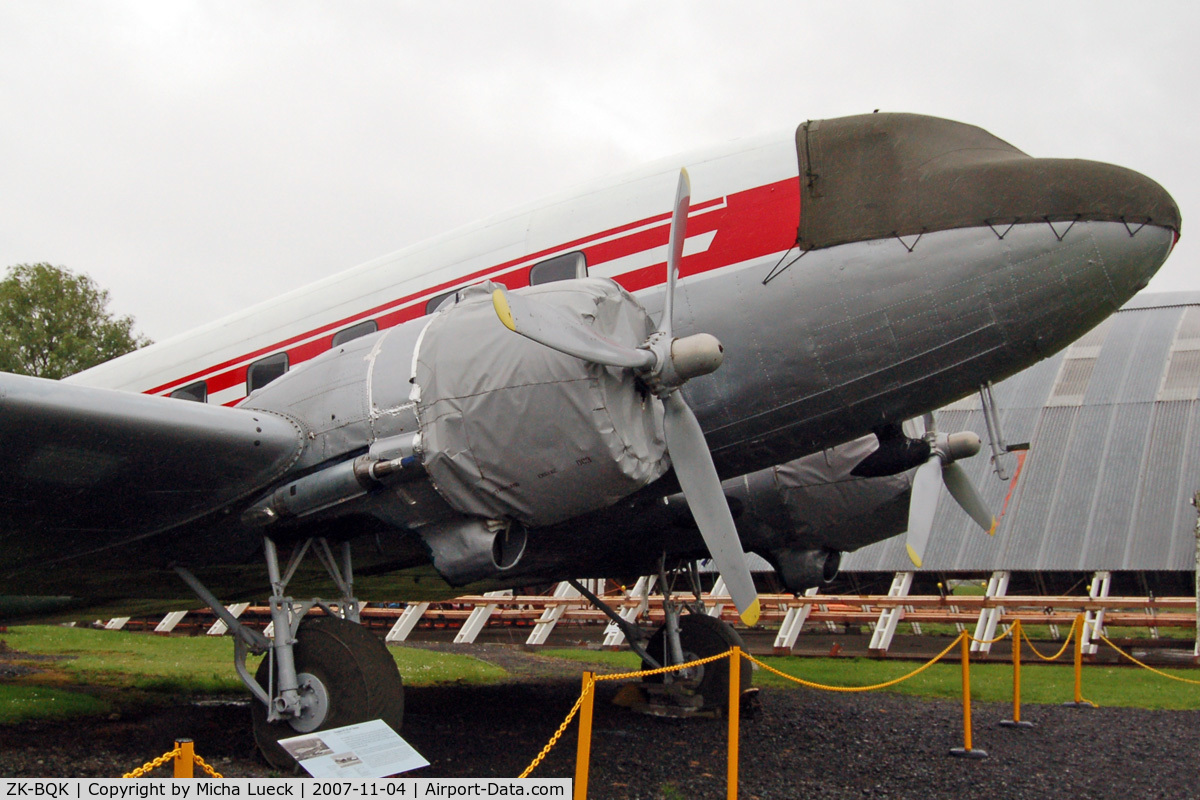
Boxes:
[0,372,304,571]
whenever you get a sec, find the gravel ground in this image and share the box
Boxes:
[3,643,1199,799]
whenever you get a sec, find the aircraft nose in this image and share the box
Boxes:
[795,113,1181,253]
[944,154,1180,297]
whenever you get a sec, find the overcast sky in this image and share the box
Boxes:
[1,2,1196,342]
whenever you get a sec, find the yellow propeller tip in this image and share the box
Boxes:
[492,289,516,331]
[987,518,998,536]
[739,598,761,627]
[906,543,923,568]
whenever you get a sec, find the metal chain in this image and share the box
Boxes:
[194,754,225,778]
[121,747,224,779]
[517,679,593,778]
[518,651,732,778]
[122,747,182,778]
[594,650,731,682]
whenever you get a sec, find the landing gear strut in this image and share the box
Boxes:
[639,559,750,712]
[177,536,404,770]
[575,558,752,714]
[641,613,749,711]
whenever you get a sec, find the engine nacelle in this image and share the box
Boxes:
[414,280,668,527]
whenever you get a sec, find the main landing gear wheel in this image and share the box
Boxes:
[252,616,404,770]
[640,613,751,711]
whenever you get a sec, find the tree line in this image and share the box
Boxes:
[0,263,151,379]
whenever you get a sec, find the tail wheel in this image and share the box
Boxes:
[641,613,751,710]
[251,616,404,770]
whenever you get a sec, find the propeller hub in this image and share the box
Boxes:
[671,333,724,380]
[638,332,724,396]
[904,413,996,569]
[944,431,982,462]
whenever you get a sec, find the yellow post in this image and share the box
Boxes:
[573,673,595,800]
[1000,620,1034,728]
[950,634,987,758]
[727,647,741,800]
[1073,613,1084,704]
[960,634,973,750]
[1062,613,1093,708]
[174,739,194,778]
[1012,620,1022,722]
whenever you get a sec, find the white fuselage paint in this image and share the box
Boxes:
[67,132,796,410]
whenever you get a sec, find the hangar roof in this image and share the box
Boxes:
[840,290,1200,573]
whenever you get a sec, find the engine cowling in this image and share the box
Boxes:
[413,279,669,528]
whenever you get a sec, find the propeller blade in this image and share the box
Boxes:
[943,462,998,535]
[661,169,690,340]
[904,456,943,568]
[492,287,656,370]
[662,392,760,625]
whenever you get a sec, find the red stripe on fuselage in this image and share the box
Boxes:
[151,178,799,401]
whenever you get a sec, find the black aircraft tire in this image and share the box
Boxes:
[640,613,751,710]
[251,616,404,771]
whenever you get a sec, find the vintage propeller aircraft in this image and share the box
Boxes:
[0,113,1179,766]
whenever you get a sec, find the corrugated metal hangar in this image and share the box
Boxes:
[838,290,1200,594]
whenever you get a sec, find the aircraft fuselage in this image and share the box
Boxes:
[4,112,1177,611]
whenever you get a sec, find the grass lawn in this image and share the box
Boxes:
[7,626,1200,725]
[1,624,507,722]
[3,625,265,692]
[0,685,113,724]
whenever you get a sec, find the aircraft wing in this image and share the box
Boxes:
[0,371,305,571]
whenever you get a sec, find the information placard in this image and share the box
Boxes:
[278,720,429,779]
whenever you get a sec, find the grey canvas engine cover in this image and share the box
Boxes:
[413,279,669,527]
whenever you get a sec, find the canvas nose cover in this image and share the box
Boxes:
[795,113,1180,250]
[413,279,668,527]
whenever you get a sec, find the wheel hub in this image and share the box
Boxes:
[674,651,704,686]
[288,671,331,733]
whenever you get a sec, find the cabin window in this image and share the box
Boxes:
[169,381,207,403]
[331,320,378,347]
[529,251,587,285]
[246,353,289,394]
[425,290,458,315]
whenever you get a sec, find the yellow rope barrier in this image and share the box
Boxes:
[966,627,1014,646]
[1099,635,1200,686]
[525,620,1200,785]
[742,632,967,692]
[520,651,733,778]
[1020,623,1076,662]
